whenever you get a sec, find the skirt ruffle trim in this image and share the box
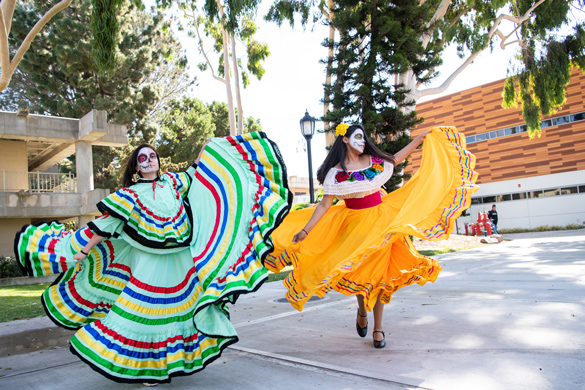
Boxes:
[284,237,441,311]
[69,323,238,384]
[407,126,478,240]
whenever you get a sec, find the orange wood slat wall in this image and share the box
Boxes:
[407,67,585,184]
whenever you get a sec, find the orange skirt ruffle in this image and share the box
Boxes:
[265,126,478,311]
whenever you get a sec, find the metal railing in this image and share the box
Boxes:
[1,170,77,193]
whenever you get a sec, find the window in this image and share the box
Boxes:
[504,127,514,136]
[475,133,486,142]
[466,135,476,144]
[572,112,585,122]
[528,190,544,198]
[540,119,552,129]
[497,194,511,201]
[512,192,527,200]
[496,129,505,137]
[488,131,497,139]
[518,125,528,132]
[465,186,583,205]
[543,188,560,197]
[553,116,570,126]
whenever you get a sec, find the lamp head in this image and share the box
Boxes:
[299,110,316,138]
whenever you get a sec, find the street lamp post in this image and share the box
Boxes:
[300,110,316,203]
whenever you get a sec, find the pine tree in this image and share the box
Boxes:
[325,0,439,189]
[267,0,585,140]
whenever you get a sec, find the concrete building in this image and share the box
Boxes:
[408,66,585,231]
[0,110,127,257]
[287,176,322,204]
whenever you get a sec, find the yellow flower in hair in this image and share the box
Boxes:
[336,123,350,137]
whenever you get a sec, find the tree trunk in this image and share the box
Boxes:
[323,0,336,146]
[231,35,244,135]
[222,31,236,136]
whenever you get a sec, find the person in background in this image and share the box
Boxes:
[488,204,498,233]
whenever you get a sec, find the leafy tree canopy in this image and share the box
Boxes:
[155,97,262,172]
[0,0,195,190]
[502,3,585,137]
[266,0,585,141]
[324,0,439,190]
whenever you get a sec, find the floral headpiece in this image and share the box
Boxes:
[335,123,350,137]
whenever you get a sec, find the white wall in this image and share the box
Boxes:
[457,170,585,231]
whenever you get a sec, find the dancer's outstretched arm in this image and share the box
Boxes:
[393,131,430,165]
[194,140,211,164]
[292,194,335,244]
[73,233,104,262]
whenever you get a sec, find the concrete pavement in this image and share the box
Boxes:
[1,230,584,389]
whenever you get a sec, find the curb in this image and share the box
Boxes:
[0,275,58,286]
[0,317,74,358]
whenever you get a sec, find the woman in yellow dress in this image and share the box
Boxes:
[265,124,478,348]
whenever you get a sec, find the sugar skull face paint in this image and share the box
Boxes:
[348,129,366,153]
[136,147,159,175]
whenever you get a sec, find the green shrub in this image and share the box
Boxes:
[291,203,310,211]
[498,224,585,234]
[0,256,24,278]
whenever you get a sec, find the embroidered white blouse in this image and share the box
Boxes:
[322,155,394,199]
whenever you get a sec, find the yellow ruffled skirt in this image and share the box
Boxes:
[265,126,478,311]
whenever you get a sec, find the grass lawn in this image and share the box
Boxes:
[0,283,49,323]
[0,249,458,323]
[266,267,292,283]
[418,248,458,256]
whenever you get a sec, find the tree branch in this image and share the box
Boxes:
[421,0,451,49]
[231,36,243,134]
[418,49,481,98]
[1,0,73,91]
[1,0,16,35]
[418,0,546,98]
[0,7,12,90]
[12,0,73,70]
[449,7,468,28]
[494,23,526,49]
[318,1,330,21]
[214,0,236,136]
[183,6,226,84]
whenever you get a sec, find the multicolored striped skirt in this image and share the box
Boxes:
[265,126,478,311]
[14,132,292,383]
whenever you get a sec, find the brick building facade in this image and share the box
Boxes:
[407,66,585,230]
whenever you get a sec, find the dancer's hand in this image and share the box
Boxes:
[73,252,87,262]
[292,229,308,244]
[394,130,431,165]
[415,130,431,142]
[195,140,211,164]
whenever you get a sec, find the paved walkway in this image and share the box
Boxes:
[1,230,584,389]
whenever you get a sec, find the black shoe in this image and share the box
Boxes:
[356,310,368,338]
[373,331,386,349]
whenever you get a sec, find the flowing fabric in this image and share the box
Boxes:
[265,126,478,311]
[14,132,292,383]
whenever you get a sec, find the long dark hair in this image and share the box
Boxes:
[316,124,395,184]
[121,144,160,188]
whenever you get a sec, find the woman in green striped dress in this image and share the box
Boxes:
[14,133,292,384]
